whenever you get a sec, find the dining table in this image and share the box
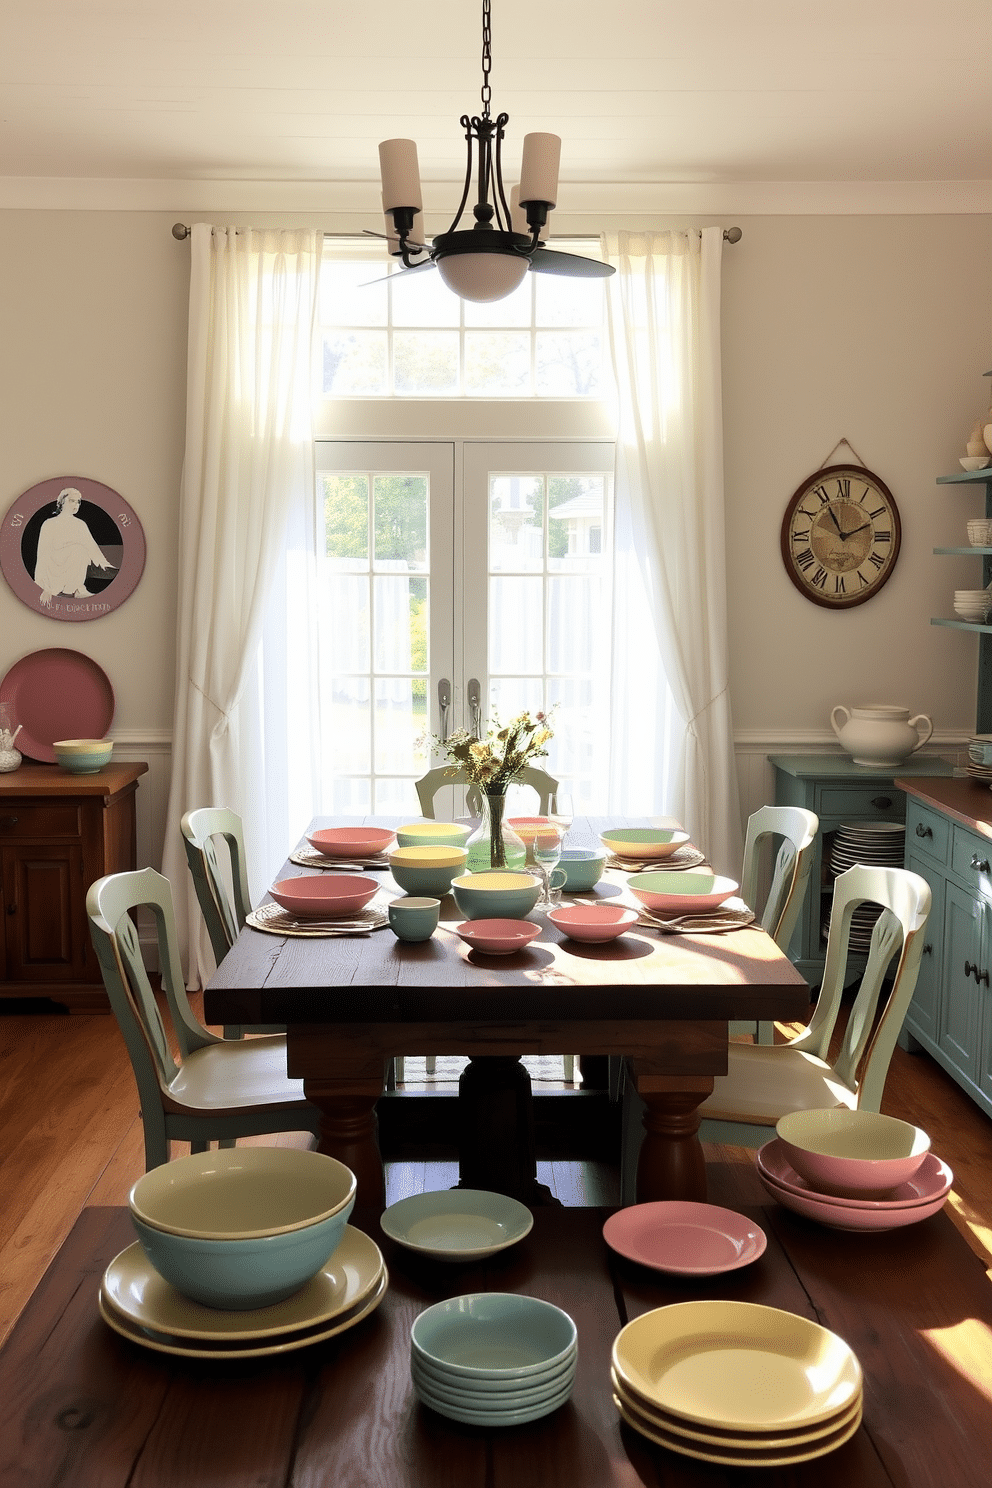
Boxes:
[203,816,811,1213]
[3,1160,988,1488]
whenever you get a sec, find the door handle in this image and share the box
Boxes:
[971,854,991,874]
[467,677,482,738]
[437,678,451,743]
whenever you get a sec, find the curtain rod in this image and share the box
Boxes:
[171,222,743,243]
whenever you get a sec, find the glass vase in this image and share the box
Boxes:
[465,788,527,872]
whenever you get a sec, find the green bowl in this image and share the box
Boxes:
[451,870,542,921]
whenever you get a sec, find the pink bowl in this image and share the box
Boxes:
[305,827,395,858]
[455,919,542,956]
[269,875,379,919]
[757,1141,951,1211]
[627,871,738,914]
[756,1162,951,1232]
[775,1109,931,1195]
[547,904,640,943]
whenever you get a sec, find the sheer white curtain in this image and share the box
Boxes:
[163,224,321,985]
[602,228,741,876]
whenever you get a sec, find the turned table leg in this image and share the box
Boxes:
[635,1075,715,1203]
[303,1078,385,1211]
[457,1056,558,1206]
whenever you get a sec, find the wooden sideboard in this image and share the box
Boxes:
[0,761,147,1011]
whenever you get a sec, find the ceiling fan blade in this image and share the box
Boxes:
[361,227,431,253]
[528,248,615,279]
[360,258,438,288]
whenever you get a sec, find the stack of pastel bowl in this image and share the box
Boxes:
[612,1299,863,1467]
[99,1149,388,1359]
[410,1293,577,1426]
[388,844,469,897]
[756,1108,952,1232]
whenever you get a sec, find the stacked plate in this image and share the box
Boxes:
[756,1139,953,1231]
[410,1292,577,1426]
[824,822,906,952]
[612,1300,863,1467]
[965,734,992,784]
[99,1225,387,1359]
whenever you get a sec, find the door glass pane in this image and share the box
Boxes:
[315,448,448,812]
[490,576,544,674]
[490,476,544,572]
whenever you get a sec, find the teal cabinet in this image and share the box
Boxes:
[901,793,992,1121]
[770,754,954,987]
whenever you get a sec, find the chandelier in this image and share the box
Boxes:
[376,0,613,303]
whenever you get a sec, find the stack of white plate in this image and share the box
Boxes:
[756,1139,953,1232]
[410,1292,577,1426]
[99,1225,387,1358]
[612,1300,863,1467]
[965,734,992,783]
[823,821,906,952]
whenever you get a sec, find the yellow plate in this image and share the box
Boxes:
[614,1392,862,1467]
[99,1269,387,1360]
[102,1225,384,1341]
[612,1300,861,1432]
[611,1369,861,1448]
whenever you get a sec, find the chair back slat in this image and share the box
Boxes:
[415,765,559,818]
[181,807,251,965]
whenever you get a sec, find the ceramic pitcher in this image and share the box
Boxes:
[830,704,933,768]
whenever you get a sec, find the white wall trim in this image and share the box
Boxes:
[734,728,970,753]
[0,176,989,216]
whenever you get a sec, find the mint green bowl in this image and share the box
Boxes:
[451,870,542,921]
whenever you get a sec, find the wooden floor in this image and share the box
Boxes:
[2,995,992,1351]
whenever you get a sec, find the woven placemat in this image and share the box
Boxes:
[289,846,391,870]
[637,901,756,935]
[247,902,390,937]
[606,845,706,873]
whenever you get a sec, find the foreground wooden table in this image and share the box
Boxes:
[2,1164,990,1487]
[204,817,810,1208]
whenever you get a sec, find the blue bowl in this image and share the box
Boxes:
[451,871,542,922]
[129,1148,357,1310]
[558,846,607,891]
[411,1292,578,1380]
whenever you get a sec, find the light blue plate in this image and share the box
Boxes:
[381,1187,533,1261]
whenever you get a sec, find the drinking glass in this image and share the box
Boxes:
[534,824,565,908]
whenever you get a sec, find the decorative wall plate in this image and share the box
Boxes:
[0,476,145,621]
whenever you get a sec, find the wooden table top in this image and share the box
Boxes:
[204,817,810,1030]
[3,1162,989,1487]
[0,760,147,796]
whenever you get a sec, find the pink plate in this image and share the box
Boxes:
[603,1201,766,1276]
[0,647,115,763]
[305,827,395,858]
[269,875,379,919]
[547,904,640,943]
[455,919,541,956]
[757,1141,953,1211]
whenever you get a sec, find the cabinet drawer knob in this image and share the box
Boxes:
[870,796,893,810]
[970,854,990,874]
[922,942,933,956]
[965,960,982,982]
[915,823,933,839]
[0,814,18,828]
[983,970,991,988]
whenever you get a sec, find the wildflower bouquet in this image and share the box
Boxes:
[429,708,556,792]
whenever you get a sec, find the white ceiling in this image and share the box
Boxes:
[1,1,989,208]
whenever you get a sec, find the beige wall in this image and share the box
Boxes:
[0,208,989,862]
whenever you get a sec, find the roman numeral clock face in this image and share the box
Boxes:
[780,464,901,609]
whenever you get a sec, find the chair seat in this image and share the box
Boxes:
[699,1044,858,1126]
[167,1036,308,1113]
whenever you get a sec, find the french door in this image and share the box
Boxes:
[313,439,615,813]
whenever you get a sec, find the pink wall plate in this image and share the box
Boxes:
[0,647,115,762]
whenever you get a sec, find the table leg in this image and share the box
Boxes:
[302,1078,385,1211]
[635,1079,714,1203]
[457,1056,558,1206]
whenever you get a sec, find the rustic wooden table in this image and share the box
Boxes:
[2,1163,989,1487]
[204,818,810,1209]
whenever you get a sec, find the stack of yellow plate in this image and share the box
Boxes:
[611,1300,863,1467]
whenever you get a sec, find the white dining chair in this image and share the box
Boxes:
[731,804,819,1045]
[180,806,282,1039]
[415,764,560,818]
[87,867,321,1170]
[620,863,932,1198]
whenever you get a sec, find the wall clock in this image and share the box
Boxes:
[780,463,901,609]
[0,476,146,622]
